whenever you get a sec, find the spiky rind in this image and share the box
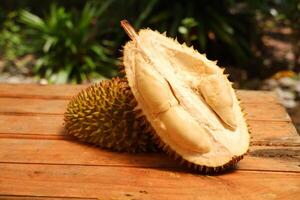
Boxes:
[151,133,243,174]
[64,77,157,153]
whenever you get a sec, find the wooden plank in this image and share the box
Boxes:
[236,90,280,104]
[0,163,299,200]
[0,196,95,200]
[0,84,279,104]
[0,138,299,173]
[241,146,300,172]
[251,137,300,147]
[0,84,87,100]
[0,138,176,169]
[241,103,291,121]
[0,115,64,136]
[0,97,290,122]
[0,115,297,142]
[247,120,298,140]
[0,98,67,115]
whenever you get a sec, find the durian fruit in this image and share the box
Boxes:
[121,20,249,173]
[64,77,157,153]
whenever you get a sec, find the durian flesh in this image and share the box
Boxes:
[64,78,157,153]
[121,20,249,172]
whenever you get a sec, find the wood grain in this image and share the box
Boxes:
[0,98,67,115]
[241,103,291,121]
[236,90,280,104]
[0,163,299,200]
[0,115,297,141]
[0,139,299,173]
[247,120,298,139]
[0,115,64,135]
[0,84,279,104]
[0,196,96,200]
[0,98,290,122]
[0,84,87,99]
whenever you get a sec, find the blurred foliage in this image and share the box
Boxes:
[0,12,31,62]
[0,0,299,83]
[19,3,118,83]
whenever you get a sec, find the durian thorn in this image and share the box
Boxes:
[121,20,138,41]
[119,69,125,74]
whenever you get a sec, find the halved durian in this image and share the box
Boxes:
[121,20,249,173]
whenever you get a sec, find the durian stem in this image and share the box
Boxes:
[121,20,138,40]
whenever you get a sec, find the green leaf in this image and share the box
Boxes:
[95,0,117,17]
[19,10,46,32]
[178,26,188,34]
[182,17,198,28]
[43,36,57,53]
[198,22,207,51]
[91,44,105,57]
[34,58,46,73]
[80,73,88,82]
[78,3,95,29]
[134,0,159,28]
[45,67,53,80]
[84,56,96,70]
[55,65,72,84]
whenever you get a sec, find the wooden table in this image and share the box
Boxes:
[0,84,299,200]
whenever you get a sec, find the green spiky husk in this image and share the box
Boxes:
[64,77,157,153]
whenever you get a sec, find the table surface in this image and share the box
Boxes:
[0,84,299,200]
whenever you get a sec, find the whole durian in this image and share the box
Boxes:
[64,77,157,153]
[121,20,250,173]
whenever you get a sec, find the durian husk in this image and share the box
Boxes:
[64,77,157,153]
[121,20,249,173]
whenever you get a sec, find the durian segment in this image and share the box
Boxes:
[134,53,178,114]
[198,74,237,129]
[134,52,212,153]
[64,77,157,153]
[122,20,249,169]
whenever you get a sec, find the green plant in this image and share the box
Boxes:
[0,11,30,61]
[20,3,118,83]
